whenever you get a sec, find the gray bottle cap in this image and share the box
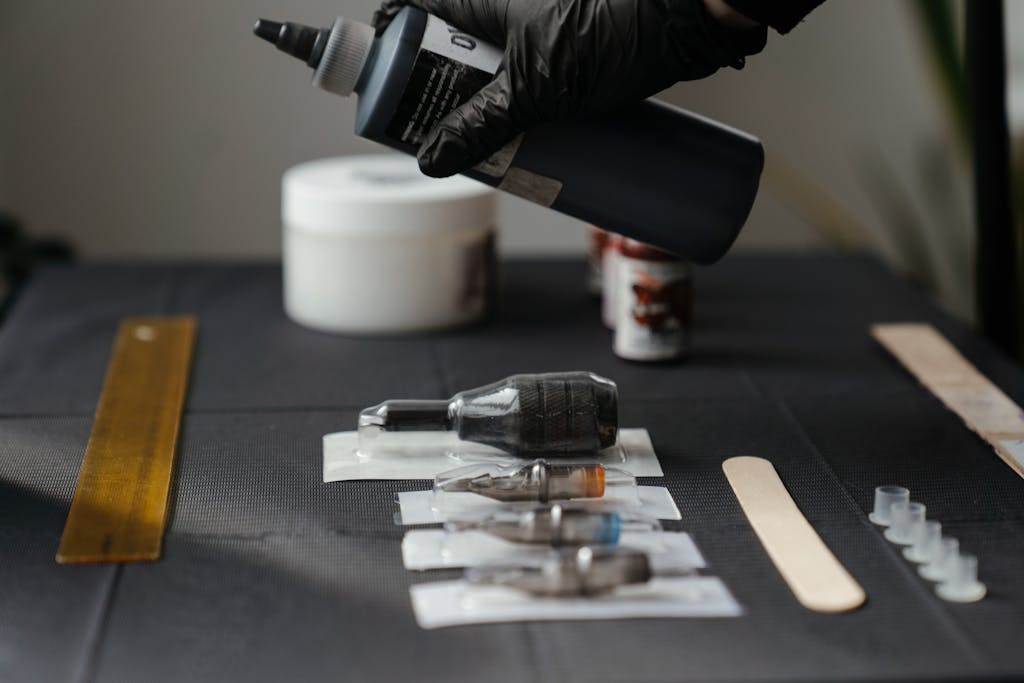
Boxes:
[313,17,375,97]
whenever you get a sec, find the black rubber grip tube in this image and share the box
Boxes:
[457,372,618,455]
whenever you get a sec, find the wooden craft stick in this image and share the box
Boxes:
[873,323,1024,480]
[723,456,866,613]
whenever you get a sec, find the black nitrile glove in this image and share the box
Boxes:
[373,0,766,177]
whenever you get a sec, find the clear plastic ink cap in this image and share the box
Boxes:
[936,554,986,603]
[869,485,910,526]
[434,460,635,504]
[904,520,940,563]
[919,536,959,582]
[884,501,925,545]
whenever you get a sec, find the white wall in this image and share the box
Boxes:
[1008,0,1024,133]
[0,1,1001,259]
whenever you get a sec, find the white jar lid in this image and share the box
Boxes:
[283,154,496,237]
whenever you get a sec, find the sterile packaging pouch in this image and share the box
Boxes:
[411,576,741,629]
[323,427,663,481]
[396,461,681,524]
[447,504,664,546]
[402,527,706,571]
[410,547,738,628]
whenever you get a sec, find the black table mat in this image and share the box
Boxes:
[1,254,1023,682]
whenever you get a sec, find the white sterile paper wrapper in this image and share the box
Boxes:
[410,576,742,629]
[323,428,664,481]
[402,529,705,571]
[396,486,682,525]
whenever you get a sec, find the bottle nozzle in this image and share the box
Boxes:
[253,19,283,44]
[253,18,331,68]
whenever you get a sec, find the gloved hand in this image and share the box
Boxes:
[373,0,766,177]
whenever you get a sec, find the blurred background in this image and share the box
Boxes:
[1,0,1022,322]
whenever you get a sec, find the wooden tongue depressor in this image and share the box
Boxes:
[872,323,1024,480]
[57,317,197,564]
[723,456,866,613]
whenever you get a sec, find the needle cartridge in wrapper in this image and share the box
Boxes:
[435,461,634,503]
[446,504,661,546]
[466,546,689,597]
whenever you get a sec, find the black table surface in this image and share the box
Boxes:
[2,254,1024,683]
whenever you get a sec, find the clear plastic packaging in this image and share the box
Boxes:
[936,554,986,602]
[445,504,662,546]
[324,426,664,481]
[409,574,742,628]
[465,546,694,597]
[869,485,910,526]
[400,525,703,571]
[434,461,636,504]
[919,537,959,582]
[395,482,681,525]
[884,501,926,546]
[357,371,618,459]
[903,520,941,563]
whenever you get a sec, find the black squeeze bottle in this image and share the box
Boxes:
[254,8,764,263]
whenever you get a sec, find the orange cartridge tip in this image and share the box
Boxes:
[583,465,606,498]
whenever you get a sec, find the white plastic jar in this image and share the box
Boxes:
[283,155,497,334]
